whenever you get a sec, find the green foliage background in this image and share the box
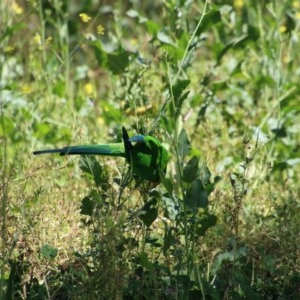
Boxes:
[1,0,300,299]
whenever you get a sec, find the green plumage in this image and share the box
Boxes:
[33,127,169,181]
[33,143,126,157]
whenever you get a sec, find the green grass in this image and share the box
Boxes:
[1,0,300,299]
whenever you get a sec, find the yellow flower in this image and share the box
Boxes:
[33,33,42,46]
[296,11,300,20]
[97,117,105,125]
[79,13,91,23]
[130,38,138,46]
[12,1,23,15]
[293,1,300,9]
[4,46,16,54]
[46,36,52,45]
[22,84,32,94]
[279,25,287,33]
[97,25,105,35]
[233,0,244,10]
[84,83,93,95]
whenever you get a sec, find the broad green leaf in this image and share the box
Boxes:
[139,207,157,227]
[0,116,14,136]
[201,165,211,186]
[53,79,66,97]
[107,50,130,74]
[139,198,158,228]
[92,40,131,74]
[163,194,179,221]
[79,156,104,188]
[145,20,160,35]
[139,252,154,271]
[184,179,208,212]
[195,211,217,236]
[204,175,222,196]
[92,40,108,67]
[159,169,173,194]
[178,128,191,158]
[182,156,199,183]
[162,115,175,135]
[33,123,52,139]
[172,79,190,101]
[272,161,288,172]
[80,196,94,217]
[175,90,190,118]
[145,236,161,247]
[33,123,71,144]
[161,44,185,61]
[214,25,260,64]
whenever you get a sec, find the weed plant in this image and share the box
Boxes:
[1,0,300,299]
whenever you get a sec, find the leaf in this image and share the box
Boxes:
[139,198,158,227]
[196,8,221,36]
[126,9,140,18]
[161,44,185,62]
[0,22,24,43]
[33,123,71,144]
[157,31,176,46]
[127,9,148,23]
[162,115,175,135]
[182,156,199,183]
[92,40,108,67]
[211,244,248,275]
[79,156,104,188]
[175,90,190,118]
[145,236,161,247]
[145,20,160,35]
[92,40,131,74]
[107,50,130,74]
[80,195,94,217]
[162,194,179,221]
[214,25,260,64]
[184,179,208,212]
[0,116,14,136]
[40,244,58,259]
[53,79,66,97]
[171,80,190,119]
[80,190,100,217]
[178,128,191,158]
[195,211,217,236]
[204,175,222,195]
[139,252,154,271]
[172,79,190,101]
[201,165,212,187]
[159,169,173,194]
[214,41,234,63]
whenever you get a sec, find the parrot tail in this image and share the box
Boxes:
[33,143,126,157]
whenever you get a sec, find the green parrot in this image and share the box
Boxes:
[33,127,169,182]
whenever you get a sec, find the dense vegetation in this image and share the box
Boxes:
[1,0,300,299]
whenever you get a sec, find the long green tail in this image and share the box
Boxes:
[33,143,126,157]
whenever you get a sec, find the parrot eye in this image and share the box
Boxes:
[128,135,145,143]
